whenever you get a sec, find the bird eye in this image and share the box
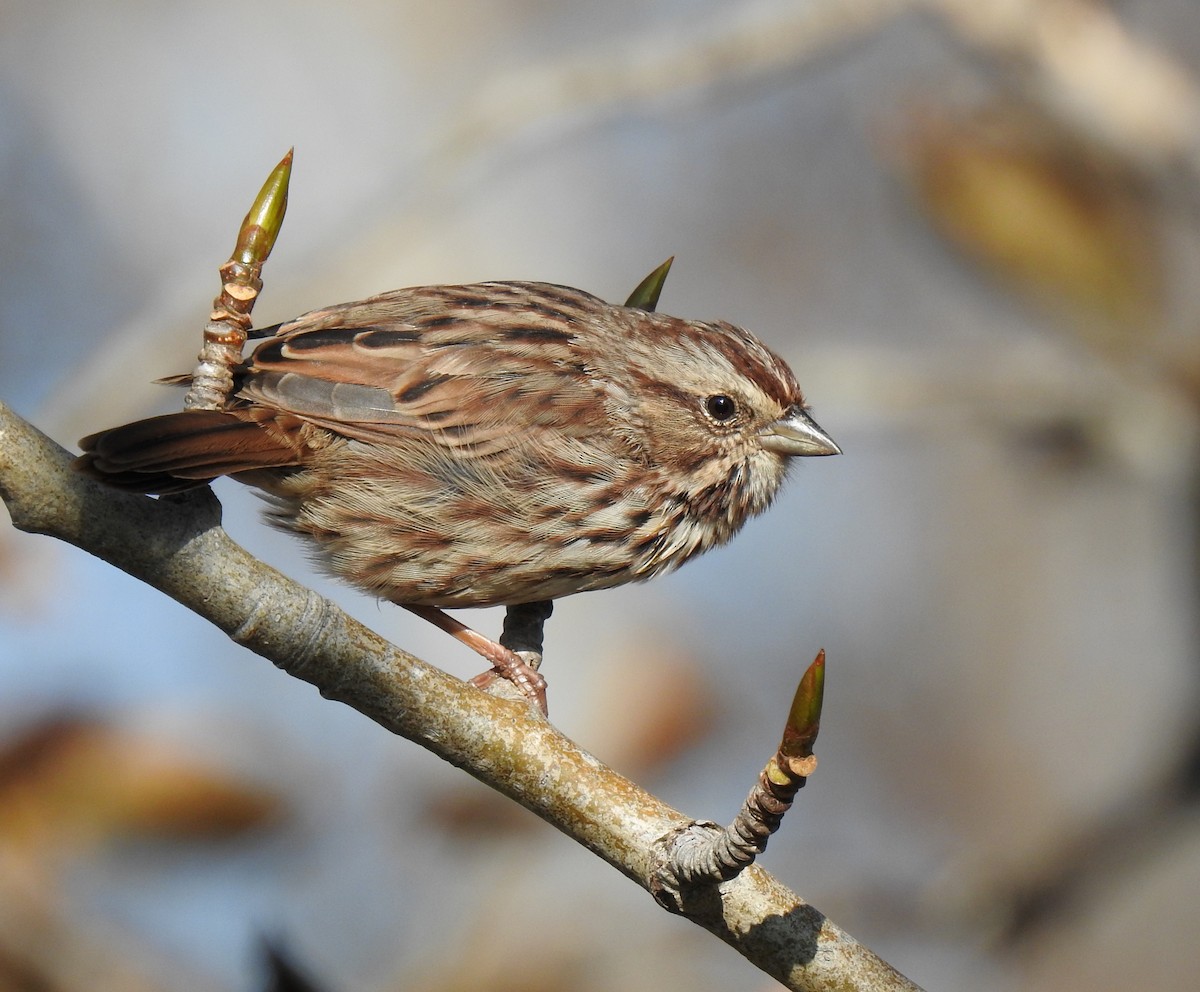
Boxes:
[705,394,737,422]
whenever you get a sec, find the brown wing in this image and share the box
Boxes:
[76,282,607,492]
[235,282,601,457]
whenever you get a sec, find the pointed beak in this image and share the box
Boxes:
[759,407,841,457]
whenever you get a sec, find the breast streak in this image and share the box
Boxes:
[263,335,723,605]
[278,415,660,606]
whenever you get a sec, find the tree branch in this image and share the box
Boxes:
[0,398,922,992]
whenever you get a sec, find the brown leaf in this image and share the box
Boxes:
[901,102,1163,349]
[0,715,282,854]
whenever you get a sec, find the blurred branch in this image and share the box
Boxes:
[928,0,1200,178]
[445,0,1200,182]
[0,399,922,992]
[440,0,907,159]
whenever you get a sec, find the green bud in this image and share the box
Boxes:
[233,148,293,266]
[624,256,674,311]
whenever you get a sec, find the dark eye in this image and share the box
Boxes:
[705,394,737,422]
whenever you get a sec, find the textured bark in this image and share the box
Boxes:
[0,399,922,992]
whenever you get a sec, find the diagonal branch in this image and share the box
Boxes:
[0,398,922,992]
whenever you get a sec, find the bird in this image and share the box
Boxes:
[76,269,839,713]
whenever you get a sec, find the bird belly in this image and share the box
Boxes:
[258,438,670,607]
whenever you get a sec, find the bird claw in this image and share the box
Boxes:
[404,603,551,715]
[469,653,549,716]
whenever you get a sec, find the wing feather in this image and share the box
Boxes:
[234,284,601,455]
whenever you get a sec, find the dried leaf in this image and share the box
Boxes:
[902,103,1162,348]
[0,715,282,853]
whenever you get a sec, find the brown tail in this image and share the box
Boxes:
[75,410,303,494]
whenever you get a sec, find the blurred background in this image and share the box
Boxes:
[3,0,1200,989]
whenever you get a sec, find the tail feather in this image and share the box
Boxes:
[75,410,304,494]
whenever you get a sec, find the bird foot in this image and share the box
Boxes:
[468,650,548,715]
[404,604,549,715]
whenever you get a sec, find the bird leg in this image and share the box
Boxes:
[403,603,549,715]
[499,600,553,658]
[483,600,554,709]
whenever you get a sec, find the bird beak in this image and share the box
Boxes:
[759,407,841,456]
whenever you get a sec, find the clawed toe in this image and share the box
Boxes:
[469,658,548,715]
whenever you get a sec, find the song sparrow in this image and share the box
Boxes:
[76,279,839,712]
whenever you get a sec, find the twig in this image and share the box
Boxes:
[927,0,1200,178]
[183,150,292,411]
[440,0,908,160]
[0,146,922,992]
[0,400,923,992]
[651,651,824,909]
